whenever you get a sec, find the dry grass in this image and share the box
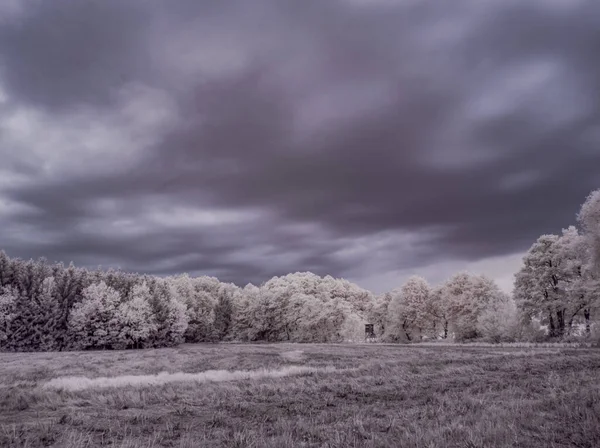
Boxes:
[1,343,599,447]
[43,365,340,392]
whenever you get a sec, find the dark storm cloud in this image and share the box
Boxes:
[0,0,599,289]
[0,0,157,111]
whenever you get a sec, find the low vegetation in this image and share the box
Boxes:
[1,343,599,447]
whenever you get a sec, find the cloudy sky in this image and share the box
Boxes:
[0,0,599,293]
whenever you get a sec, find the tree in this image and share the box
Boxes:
[439,273,505,341]
[382,277,433,342]
[338,308,366,342]
[383,288,412,342]
[367,292,392,339]
[515,235,566,338]
[425,286,450,339]
[554,226,598,334]
[51,263,88,350]
[0,286,17,348]
[515,227,599,338]
[245,288,289,341]
[5,259,57,351]
[476,293,519,342]
[35,277,63,351]
[400,276,433,339]
[577,189,600,335]
[68,282,122,350]
[168,274,215,342]
[263,272,374,316]
[292,296,362,343]
[117,282,156,349]
[578,189,600,273]
[146,279,188,347]
[0,251,14,288]
[229,284,257,341]
[213,284,236,340]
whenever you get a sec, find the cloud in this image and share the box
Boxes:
[359,252,525,294]
[0,0,599,291]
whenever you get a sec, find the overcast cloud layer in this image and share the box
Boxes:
[1,0,599,292]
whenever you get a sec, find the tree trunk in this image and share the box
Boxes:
[402,320,412,341]
[556,309,566,338]
[548,313,556,338]
[443,320,448,339]
[584,308,591,335]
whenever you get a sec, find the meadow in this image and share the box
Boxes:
[1,343,599,448]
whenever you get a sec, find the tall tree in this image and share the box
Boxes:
[117,282,156,349]
[213,284,236,341]
[167,274,215,342]
[384,276,432,342]
[0,251,14,288]
[146,279,188,347]
[68,281,123,350]
[578,189,600,273]
[513,228,597,338]
[439,273,505,341]
[0,286,17,348]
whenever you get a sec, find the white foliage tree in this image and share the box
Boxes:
[295,296,361,343]
[168,274,215,342]
[515,227,597,338]
[263,272,374,315]
[439,273,504,341]
[425,286,450,339]
[384,276,433,342]
[381,289,406,342]
[230,284,258,341]
[555,226,597,334]
[245,287,290,341]
[0,286,17,347]
[147,280,189,347]
[68,281,122,350]
[339,309,365,342]
[578,188,600,273]
[213,283,237,340]
[253,272,372,342]
[292,293,329,342]
[117,282,156,349]
[367,292,392,339]
[476,293,519,342]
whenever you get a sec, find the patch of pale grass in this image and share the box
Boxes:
[42,365,338,392]
[494,350,562,356]
[411,341,593,348]
[279,350,305,362]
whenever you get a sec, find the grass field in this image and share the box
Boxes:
[1,343,599,447]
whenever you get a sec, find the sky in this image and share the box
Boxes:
[0,0,599,294]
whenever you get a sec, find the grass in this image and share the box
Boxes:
[0,343,599,447]
[43,365,341,392]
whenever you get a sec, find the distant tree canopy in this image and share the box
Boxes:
[1,188,599,351]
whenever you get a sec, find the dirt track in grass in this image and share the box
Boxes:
[1,343,599,447]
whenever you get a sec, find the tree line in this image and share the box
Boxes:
[0,189,599,351]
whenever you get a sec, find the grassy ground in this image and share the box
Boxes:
[1,343,599,447]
